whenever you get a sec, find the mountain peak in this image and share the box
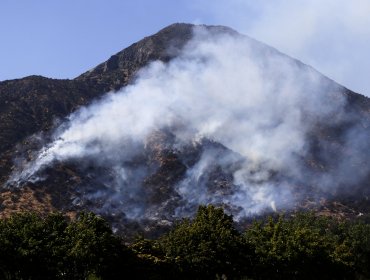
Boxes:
[155,22,238,36]
[76,23,239,91]
[76,23,195,90]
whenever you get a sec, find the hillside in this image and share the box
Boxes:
[1,23,370,236]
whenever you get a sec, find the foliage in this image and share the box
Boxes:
[0,212,137,279]
[159,205,252,279]
[244,213,354,279]
[0,208,370,279]
[0,212,68,279]
[343,221,370,278]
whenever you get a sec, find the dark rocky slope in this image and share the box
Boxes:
[1,23,370,235]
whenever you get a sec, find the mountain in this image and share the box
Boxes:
[1,23,370,236]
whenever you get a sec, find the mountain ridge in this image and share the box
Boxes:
[1,23,370,235]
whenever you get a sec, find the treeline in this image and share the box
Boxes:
[0,206,369,279]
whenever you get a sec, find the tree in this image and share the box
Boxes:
[0,212,138,279]
[159,205,252,279]
[63,212,137,279]
[0,212,68,279]
[343,222,370,278]
[244,213,354,279]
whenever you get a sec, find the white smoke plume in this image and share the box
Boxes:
[199,0,370,96]
[7,26,353,220]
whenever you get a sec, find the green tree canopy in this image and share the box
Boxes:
[159,205,252,279]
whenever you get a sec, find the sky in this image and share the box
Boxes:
[1,0,369,96]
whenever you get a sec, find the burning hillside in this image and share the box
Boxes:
[1,23,370,235]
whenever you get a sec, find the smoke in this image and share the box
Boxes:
[8,26,359,221]
[195,0,370,96]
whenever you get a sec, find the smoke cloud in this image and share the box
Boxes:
[8,26,364,222]
[195,0,370,96]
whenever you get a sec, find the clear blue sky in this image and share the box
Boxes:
[1,0,369,96]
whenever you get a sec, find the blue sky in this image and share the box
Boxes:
[1,0,370,96]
